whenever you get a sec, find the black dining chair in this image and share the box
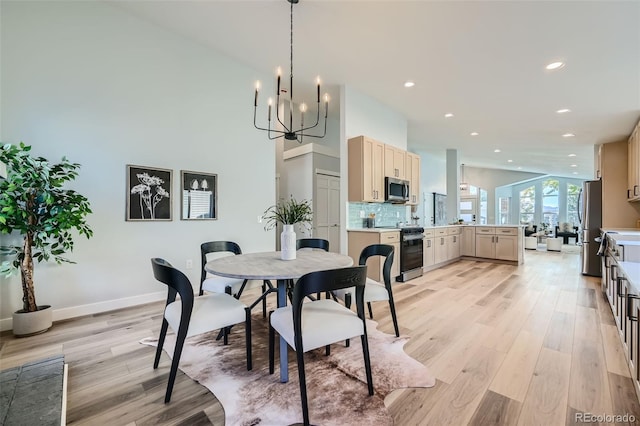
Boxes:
[333,244,400,337]
[268,265,373,426]
[150,258,252,403]
[296,238,330,300]
[199,241,248,298]
[296,238,329,252]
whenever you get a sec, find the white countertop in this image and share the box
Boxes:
[619,261,640,291]
[602,228,640,236]
[347,228,400,233]
[349,224,523,232]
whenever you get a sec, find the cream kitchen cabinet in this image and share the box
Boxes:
[446,227,461,260]
[598,140,640,227]
[423,229,435,267]
[475,227,520,261]
[384,144,406,179]
[347,230,400,282]
[406,152,421,205]
[433,227,449,264]
[348,136,385,202]
[628,121,640,201]
[461,227,476,257]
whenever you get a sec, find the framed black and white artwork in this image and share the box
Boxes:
[126,165,172,221]
[180,170,217,220]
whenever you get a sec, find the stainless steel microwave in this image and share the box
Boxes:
[385,177,409,203]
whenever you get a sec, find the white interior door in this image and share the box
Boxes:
[315,173,340,253]
[460,196,477,224]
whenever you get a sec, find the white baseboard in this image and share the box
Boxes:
[0,291,166,332]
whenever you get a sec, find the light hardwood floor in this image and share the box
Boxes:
[1,246,639,425]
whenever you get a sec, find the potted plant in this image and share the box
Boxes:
[0,143,93,336]
[262,196,312,260]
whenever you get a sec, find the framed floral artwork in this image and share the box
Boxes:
[180,170,217,220]
[126,165,172,221]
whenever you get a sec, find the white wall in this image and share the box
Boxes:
[0,1,276,329]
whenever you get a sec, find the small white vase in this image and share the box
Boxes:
[281,224,297,260]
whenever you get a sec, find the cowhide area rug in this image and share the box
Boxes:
[140,315,435,426]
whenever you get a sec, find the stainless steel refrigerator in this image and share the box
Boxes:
[579,179,602,276]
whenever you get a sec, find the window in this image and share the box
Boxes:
[519,186,535,224]
[567,183,580,226]
[499,197,510,224]
[542,179,559,227]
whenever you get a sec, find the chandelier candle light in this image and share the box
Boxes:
[253,0,329,143]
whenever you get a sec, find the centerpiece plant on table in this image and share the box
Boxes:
[262,196,312,260]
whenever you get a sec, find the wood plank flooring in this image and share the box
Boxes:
[1,246,639,425]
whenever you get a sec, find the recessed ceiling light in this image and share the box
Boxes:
[517,167,523,170]
[507,159,513,163]
[546,61,565,70]
[556,108,571,114]
[573,172,578,175]
[470,132,479,136]
[494,149,501,153]
[444,113,454,118]
[568,153,576,157]
[570,164,577,167]
[563,133,575,138]
[404,81,415,88]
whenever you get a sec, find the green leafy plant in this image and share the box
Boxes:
[262,196,312,231]
[0,143,93,313]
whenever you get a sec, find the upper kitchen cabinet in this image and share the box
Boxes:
[628,119,640,201]
[384,144,406,179]
[598,140,640,228]
[406,152,421,205]
[348,136,385,202]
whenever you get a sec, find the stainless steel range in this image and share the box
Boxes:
[398,226,424,282]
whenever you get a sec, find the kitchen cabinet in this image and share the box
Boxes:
[628,121,640,201]
[461,227,476,257]
[446,227,461,261]
[475,227,520,261]
[347,230,400,282]
[384,145,405,179]
[423,229,435,268]
[405,152,421,205]
[433,228,449,264]
[598,140,640,227]
[348,136,385,202]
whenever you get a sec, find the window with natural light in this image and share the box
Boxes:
[567,183,580,226]
[519,186,535,224]
[542,179,559,227]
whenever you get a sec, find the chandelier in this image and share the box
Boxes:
[253,0,328,143]
[460,163,469,191]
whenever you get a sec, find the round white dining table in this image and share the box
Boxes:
[205,250,354,382]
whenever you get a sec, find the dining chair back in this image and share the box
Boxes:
[199,241,248,297]
[296,238,330,299]
[268,265,373,426]
[296,238,330,251]
[151,257,252,403]
[334,244,400,337]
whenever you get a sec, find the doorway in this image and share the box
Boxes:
[315,172,340,253]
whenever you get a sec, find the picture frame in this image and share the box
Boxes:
[126,165,172,221]
[180,170,217,220]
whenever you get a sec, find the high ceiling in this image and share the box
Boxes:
[111,0,640,179]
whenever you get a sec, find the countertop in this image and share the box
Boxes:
[602,228,640,236]
[348,224,524,233]
[619,261,640,291]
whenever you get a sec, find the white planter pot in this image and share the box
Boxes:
[281,224,297,260]
[13,305,53,337]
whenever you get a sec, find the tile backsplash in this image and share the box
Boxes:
[348,202,410,228]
